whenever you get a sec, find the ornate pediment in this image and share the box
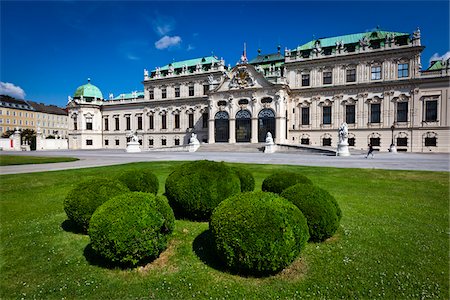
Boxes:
[213,64,273,93]
[229,66,255,89]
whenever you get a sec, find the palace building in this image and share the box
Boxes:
[67,28,449,152]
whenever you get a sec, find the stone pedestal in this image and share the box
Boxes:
[336,142,350,156]
[264,143,276,153]
[389,144,397,153]
[126,141,141,153]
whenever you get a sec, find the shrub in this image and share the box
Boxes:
[210,191,309,275]
[262,171,312,194]
[118,169,159,194]
[63,178,129,232]
[165,160,241,221]
[88,192,175,267]
[281,184,340,242]
[231,166,255,192]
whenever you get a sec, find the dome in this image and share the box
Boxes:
[73,78,103,99]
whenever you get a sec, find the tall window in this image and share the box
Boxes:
[322,106,332,124]
[370,103,381,123]
[371,66,382,80]
[398,63,409,78]
[115,117,119,130]
[202,112,208,128]
[149,89,154,100]
[301,74,310,86]
[203,84,209,95]
[425,100,437,122]
[397,102,408,122]
[175,86,180,98]
[126,116,131,130]
[189,85,194,96]
[301,107,310,125]
[161,115,167,129]
[104,118,109,131]
[323,71,332,85]
[346,69,356,82]
[73,117,77,130]
[149,115,154,130]
[346,105,355,124]
[174,114,180,129]
[137,116,143,130]
[161,88,167,99]
[188,113,194,128]
[86,117,93,130]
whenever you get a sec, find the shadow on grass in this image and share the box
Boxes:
[61,219,85,235]
[83,243,120,269]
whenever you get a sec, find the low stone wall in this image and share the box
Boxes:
[0,138,15,151]
[36,138,68,151]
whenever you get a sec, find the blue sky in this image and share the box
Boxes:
[1,1,449,107]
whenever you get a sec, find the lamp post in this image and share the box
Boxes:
[389,123,397,153]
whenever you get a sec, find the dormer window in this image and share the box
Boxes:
[396,36,408,46]
[301,50,310,58]
[371,41,381,49]
[323,48,332,56]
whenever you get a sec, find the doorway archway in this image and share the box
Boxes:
[235,110,251,142]
[214,111,229,142]
[258,109,275,142]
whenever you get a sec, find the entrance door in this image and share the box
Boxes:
[258,109,275,142]
[235,110,251,142]
[214,111,229,142]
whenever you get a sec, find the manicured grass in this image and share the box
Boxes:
[0,162,448,299]
[0,155,78,166]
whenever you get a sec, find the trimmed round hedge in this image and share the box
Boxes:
[64,178,129,232]
[262,171,313,194]
[281,183,340,242]
[165,160,241,220]
[210,191,309,275]
[118,169,159,194]
[231,166,255,192]
[88,192,175,267]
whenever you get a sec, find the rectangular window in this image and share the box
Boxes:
[149,89,154,100]
[175,138,180,146]
[397,137,407,147]
[86,139,93,146]
[174,114,180,129]
[115,139,119,146]
[323,71,332,85]
[175,86,180,98]
[86,120,93,130]
[301,107,310,125]
[202,113,208,128]
[348,137,355,146]
[370,103,381,123]
[370,137,380,147]
[104,118,109,131]
[397,102,408,122]
[398,63,409,78]
[162,115,167,129]
[301,138,310,145]
[371,66,382,80]
[203,84,209,95]
[161,88,167,99]
[126,116,131,130]
[425,137,437,146]
[137,116,142,130]
[301,74,310,86]
[346,69,356,82]
[74,119,77,130]
[323,138,332,146]
[149,115,154,129]
[322,106,332,125]
[161,139,167,146]
[188,113,194,128]
[189,85,194,96]
[115,117,119,130]
[104,139,109,146]
[149,139,154,146]
[425,100,437,122]
[346,105,355,124]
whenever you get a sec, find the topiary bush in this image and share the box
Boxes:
[261,171,313,194]
[88,192,175,267]
[231,166,255,192]
[281,183,340,242]
[64,178,129,232]
[165,160,241,221]
[210,191,309,275]
[118,169,159,194]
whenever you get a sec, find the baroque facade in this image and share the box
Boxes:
[67,28,450,152]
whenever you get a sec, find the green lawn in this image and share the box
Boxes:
[0,155,78,166]
[0,162,448,299]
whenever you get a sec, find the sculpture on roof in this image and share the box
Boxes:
[144,69,149,78]
[359,36,369,49]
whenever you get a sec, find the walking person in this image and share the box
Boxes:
[365,143,374,158]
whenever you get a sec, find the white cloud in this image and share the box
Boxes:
[152,15,175,36]
[429,51,450,65]
[0,82,26,99]
[127,53,140,61]
[155,35,182,50]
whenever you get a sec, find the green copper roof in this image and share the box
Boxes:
[157,56,220,71]
[74,79,103,99]
[296,30,410,51]
[426,60,444,71]
[249,52,284,64]
[112,91,145,100]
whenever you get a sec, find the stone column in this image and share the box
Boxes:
[251,117,258,143]
[208,119,215,143]
[229,118,236,143]
[275,117,283,144]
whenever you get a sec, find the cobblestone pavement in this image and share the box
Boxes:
[1,149,449,174]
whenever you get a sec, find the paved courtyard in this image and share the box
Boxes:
[0,149,449,174]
